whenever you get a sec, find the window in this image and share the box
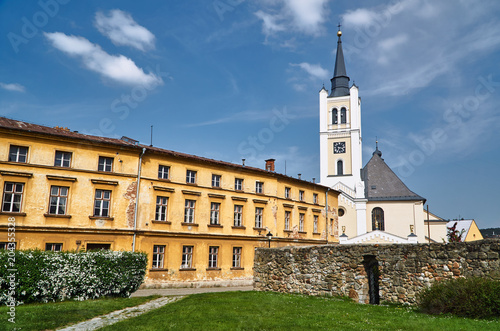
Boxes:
[2,182,24,213]
[155,196,168,221]
[340,107,347,124]
[338,208,345,217]
[184,200,196,223]
[48,186,68,215]
[285,187,291,199]
[235,178,243,191]
[332,108,338,124]
[94,189,111,217]
[186,170,197,184]
[256,181,263,194]
[234,205,243,227]
[181,245,193,269]
[337,160,344,175]
[372,207,385,231]
[45,243,62,252]
[313,193,318,204]
[313,215,318,233]
[152,245,165,268]
[86,243,111,250]
[54,151,72,167]
[299,213,305,232]
[98,156,113,172]
[212,174,221,188]
[8,145,28,163]
[232,247,242,268]
[210,202,220,225]
[299,190,304,201]
[158,165,170,180]
[0,242,16,250]
[285,211,291,230]
[208,246,219,268]
[255,207,263,228]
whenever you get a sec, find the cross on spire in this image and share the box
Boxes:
[337,22,342,31]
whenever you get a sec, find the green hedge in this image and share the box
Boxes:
[417,277,500,319]
[0,250,147,304]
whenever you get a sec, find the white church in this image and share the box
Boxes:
[319,30,448,244]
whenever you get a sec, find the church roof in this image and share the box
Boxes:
[329,30,350,97]
[362,149,426,202]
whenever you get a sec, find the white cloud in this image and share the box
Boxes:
[255,0,329,38]
[94,9,155,51]
[290,62,329,80]
[378,34,408,52]
[44,32,162,86]
[0,83,25,92]
[342,8,377,27]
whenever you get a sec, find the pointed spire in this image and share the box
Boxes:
[330,24,350,97]
[373,137,382,157]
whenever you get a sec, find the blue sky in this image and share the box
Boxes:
[1,0,500,229]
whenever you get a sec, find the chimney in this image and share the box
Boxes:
[265,159,275,172]
[312,178,316,183]
[297,173,301,180]
[242,159,246,166]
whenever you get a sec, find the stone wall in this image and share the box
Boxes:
[253,239,500,304]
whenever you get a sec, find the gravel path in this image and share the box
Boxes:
[57,296,183,331]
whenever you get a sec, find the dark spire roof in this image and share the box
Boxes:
[330,29,350,97]
[362,149,425,202]
[373,139,382,157]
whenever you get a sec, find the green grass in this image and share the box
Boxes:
[0,295,159,330]
[101,291,500,331]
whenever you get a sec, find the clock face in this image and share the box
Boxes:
[334,142,346,154]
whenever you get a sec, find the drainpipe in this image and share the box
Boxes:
[325,188,330,244]
[132,147,146,252]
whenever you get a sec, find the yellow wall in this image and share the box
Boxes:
[464,220,484,242]
[0,128,339,284]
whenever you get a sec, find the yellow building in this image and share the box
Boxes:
[0,117,339,285]
[446,219,484,242]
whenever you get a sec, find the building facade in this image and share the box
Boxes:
[0,117,339,285]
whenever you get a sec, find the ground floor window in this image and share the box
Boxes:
[208,246,219,268]
[86,243,111,251]
[152,245,166,268]
[181,245,193,269]
[232,247,242,268]
[45,243,62,252]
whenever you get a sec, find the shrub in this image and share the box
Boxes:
[417,277,500,318]
[0,249,147,304]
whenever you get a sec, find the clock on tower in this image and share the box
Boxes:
[334,142,346,154]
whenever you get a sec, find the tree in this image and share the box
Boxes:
[447,222,465,242]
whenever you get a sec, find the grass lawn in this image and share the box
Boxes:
[101,291,500,331]
[0,295,159,330]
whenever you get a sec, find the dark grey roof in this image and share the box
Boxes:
[362,150,425,202]
[329,32,350,97]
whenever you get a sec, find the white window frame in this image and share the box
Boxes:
[255,207,263,228]
[234,205,243,227]
[299,213,305,232]
[299,190,304,201]
[212,174,221,188]
[54,151,72,167]
[155,196,168,221]
[232,247,242,268]
[186,170,197,184]
[256,181,263,194]
[313,215,319,233]
[181,245,193,269]
[2,182,24,213]
[152,245,165,269]
[313,193,318,204]
[94,189,111,217]
[184,199,195,223]
[208,246,219,268]
[98,156,113,172]
[285,211,291,230]
[210,202,220,225]
[8,145,28,163]
[285,187,291,199]
[48,186,68,215]
[45,243,63,252]
[235,178,243,191]
[158,165,170,180]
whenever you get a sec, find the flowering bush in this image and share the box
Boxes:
[0,250,147,304]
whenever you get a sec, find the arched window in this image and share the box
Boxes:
[372,207,384,231]
[332,108,338,124]
[340,107,347,124]
[337,160,343,175]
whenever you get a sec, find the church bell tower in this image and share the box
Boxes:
[319,29,363,197]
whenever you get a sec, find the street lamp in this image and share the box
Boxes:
[266,231,273,248]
